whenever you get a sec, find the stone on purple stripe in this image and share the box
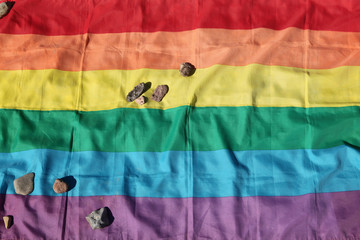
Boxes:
[3,216,13,229]
[86,207,114,230]
[13,172,35,195]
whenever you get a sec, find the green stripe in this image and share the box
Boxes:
[1,106,359,153]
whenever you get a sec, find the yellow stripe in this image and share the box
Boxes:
[0,64,359,111]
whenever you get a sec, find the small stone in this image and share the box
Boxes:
[53,179,69,194]
[126,82,145,102]
[180,62,196,77]
[3,216,13,229]
[151,85,169,102]
[135,96,146,105]
[0,2,14,19]
[13,172,35,195]
[86,207,113,230]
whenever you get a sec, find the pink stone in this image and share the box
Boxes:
[135,96,146,105]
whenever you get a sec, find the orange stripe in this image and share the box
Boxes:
[1,28,360,71]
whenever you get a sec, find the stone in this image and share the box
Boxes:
[3,216,13,229]
[151,85,169,102]
[13,172,35,195]
[0,2,14,19]
[86,207,114,230]
[135,96,146,105]
[53,179,69,194]
[126,82,145,102]
[180,62,196,77]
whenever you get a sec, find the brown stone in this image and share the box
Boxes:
[135,96,146,105]
[53,179,69,194]
[151,85,169,102]
[180,62,196,77]
[3,216,13,229]
[0,2,14,19]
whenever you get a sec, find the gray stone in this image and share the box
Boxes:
[13,172,35,195]
[53,179,69,194]
[126,82,145,102]
[151,85,169,102]
[0,2,14,19]
[86,207,113,230]
[180,62,196,77]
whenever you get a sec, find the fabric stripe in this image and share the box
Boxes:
[0,145,359,197]
[0,192,359,239]
[1,106,359,153]
[1,0,360,35]
[1,65,360,111]
[2,28,360,71]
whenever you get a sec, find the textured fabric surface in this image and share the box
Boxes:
[0,0,360,239]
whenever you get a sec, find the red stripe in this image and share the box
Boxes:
[1,0,360,35]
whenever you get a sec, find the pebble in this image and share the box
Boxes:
[13,172,35,195]
[0,2,14,19]
[86,207,113,230]
[135,96,146,105]
[53,179,69,194]
[180,62,196,77]
[126,82,145,102]
[3,216,13,229]
[151,85,169,102]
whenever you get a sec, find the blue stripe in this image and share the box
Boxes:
[0,145,359,197]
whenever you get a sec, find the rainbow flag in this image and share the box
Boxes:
[0,0,360,239]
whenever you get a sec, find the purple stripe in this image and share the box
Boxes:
[0,192,359,239]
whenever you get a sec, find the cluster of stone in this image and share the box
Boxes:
[126,62,196,104]
[13,173,71,196]
[11,173,73,230]
[12,173,115,230]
